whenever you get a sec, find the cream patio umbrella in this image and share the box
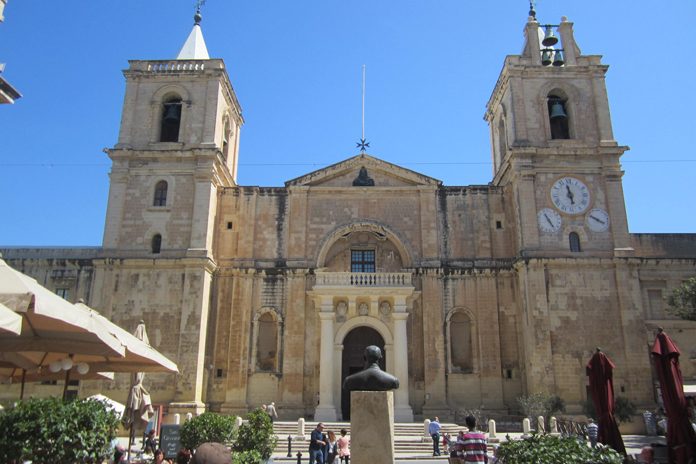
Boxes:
[0,259,126,398]
[0,302,21,335]
[74,303,178,373]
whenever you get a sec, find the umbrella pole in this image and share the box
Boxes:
[20,369,26,400]
[62,369,71,400]
[128,424,134,462]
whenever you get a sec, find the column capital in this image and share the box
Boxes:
[318,311,335,321]
[392,312,409,322]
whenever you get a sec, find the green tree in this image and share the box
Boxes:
[583,396,637,424]
[233,408,277,461]
[667,277,696,320]
[496,433,623,464]
[517,393,566,426]
[180,412,238,451]
[0,397,120,464]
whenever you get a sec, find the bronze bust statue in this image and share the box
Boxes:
[343,345,399,391]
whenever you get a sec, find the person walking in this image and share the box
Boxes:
[266,401,278,422]
[309,422,326,464]
[461,416,488,463]
[337,428,350,464]
[586,418,599,448]
[429,416,442,456]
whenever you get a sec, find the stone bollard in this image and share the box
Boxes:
[298,417,305,437]
[424,419,431,440]
[295,451,302,464]
[549,417,560,436]
[538,416,545,434]
[287,435,293,457]
[488,419,499,443]
[185,412,193,422]
[235,416,243,429]
[174,413,180,425]
[522,418,531,438]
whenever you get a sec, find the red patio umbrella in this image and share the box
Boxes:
[586,348,626,455]
[651,328,696,464]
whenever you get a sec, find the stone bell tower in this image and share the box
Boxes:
[482,10,652,404]
[102,10,243,256]
[94,10,243,414]
[484,11,632,257]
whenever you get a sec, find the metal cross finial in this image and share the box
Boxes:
[528,0,537,20]
[356,138,370,153]
[194,0,206,25]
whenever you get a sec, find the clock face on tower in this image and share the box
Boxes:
[537,208,562,233]
[586,208,610,232]
[550,177,590,214]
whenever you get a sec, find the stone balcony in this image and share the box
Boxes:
[314,271,412,288]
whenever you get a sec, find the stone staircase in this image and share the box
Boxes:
[271,421,463,460]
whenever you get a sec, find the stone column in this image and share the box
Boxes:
[392,312,413,422]
[315,310,337,421]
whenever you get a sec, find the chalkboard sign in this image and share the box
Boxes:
[159,424,181,459]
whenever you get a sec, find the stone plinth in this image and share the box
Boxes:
[350,391,395,464]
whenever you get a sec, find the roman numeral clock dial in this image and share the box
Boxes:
[550,177,590,215]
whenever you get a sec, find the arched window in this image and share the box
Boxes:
[153,181,168,207]
[160,97,182,142]
[151,234,162,254]
[255,312,279,372]
[496,118,507,171]
[221,119,231,160]
[449,311,473,373]
[548,94,570,139]
[569,232,581,252]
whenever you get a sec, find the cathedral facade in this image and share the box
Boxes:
[3,14,696,421]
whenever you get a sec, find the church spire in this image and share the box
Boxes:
[176,2,210,60]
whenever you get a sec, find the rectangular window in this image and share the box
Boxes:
[351,250,375,273]
[56,288,69,300]
[648,289,664,319]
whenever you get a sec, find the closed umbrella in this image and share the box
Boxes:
[123,322,156,459]
[651,328,696,464]
[0,302,21,335]
[586,348,626,455]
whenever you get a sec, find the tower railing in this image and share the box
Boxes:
[127,59,225,73]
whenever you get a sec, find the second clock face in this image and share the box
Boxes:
[538,208,562,233]
[586,208,610,232]
[550,177,590,214]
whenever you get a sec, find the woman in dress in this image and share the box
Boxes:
[337,428,350,464]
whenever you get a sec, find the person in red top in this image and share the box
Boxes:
[461,415,488,463]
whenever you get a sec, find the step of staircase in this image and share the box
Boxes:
[271,421,464,459]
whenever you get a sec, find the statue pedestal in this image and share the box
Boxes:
[350,391,395,464]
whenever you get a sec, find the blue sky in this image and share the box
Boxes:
[0,1,694,246]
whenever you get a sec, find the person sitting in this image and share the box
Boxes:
[176,447,192,464]
[144,429,158,454]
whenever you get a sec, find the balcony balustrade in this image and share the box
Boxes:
[314,271,412,287]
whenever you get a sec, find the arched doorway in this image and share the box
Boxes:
[341,326,385,420]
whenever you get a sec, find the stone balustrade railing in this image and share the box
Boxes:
[147,61,207,72]
[126,59,226,73]
[314,271,413,287]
